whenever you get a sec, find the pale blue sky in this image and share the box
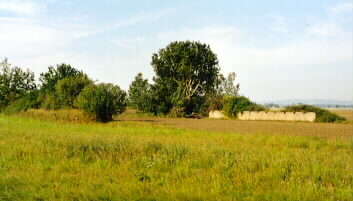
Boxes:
[0,0,352,101]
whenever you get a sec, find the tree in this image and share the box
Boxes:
[128,73,151,112]
[55,75,92,108]
[0,58,36,109]
[2,90,40,114]
[75,83,127,122]
[39,63,83,109]
[39,63,82,93]
[151,41,220,114]
[203,72,240,113]
[222,72,240,97]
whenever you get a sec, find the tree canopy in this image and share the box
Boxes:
[0,58,36,109]
[39,63,83,93]
[55,75,92,108]
[151,41,220,115]
[128,73,157,113]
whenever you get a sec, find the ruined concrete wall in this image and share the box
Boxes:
[209,110,226,119]
[237,111,316,122]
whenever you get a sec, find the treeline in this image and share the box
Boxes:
[0,41,254,122]
[0,59,127,122]
[0,41,345,123]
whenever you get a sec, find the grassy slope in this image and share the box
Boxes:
[0,115,352,201]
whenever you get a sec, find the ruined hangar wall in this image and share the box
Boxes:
[237,111,316,122]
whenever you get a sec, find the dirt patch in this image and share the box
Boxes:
[116,116,353,140]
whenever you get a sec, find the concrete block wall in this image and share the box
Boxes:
[237,111,316,122]
[209,110,226,119]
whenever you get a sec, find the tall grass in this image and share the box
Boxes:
[19,109,94,123]
[0,115,352,201]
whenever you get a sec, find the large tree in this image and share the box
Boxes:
[0,58,36,109]
[151,41,220,114]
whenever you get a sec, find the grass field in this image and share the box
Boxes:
[0,113,352,201]
[328,108,353,121]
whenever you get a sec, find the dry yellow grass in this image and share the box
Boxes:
[20,109,94,123]
[20,109,353,140]
[328,108,353,121]
[116,116,353,141]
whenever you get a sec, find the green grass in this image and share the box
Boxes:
[0,115,352,201]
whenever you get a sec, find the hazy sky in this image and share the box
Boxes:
[0,0,352,102]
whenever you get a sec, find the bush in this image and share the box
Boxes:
[223,96,265,118]
[40,94,61,110]
[0,58,36,110]
[75,83,127,122]
[128,73,152,112]
[284,104,346,123]
[202,93,224,115]
[55,75,92,108]
[3,91,40,114]
[39,63,82,94]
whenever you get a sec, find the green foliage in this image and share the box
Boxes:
[202,72,240,114]
[39,94,61,110]
[151,41,220,115]
[75,83,127,122]
[39,63,82,93]
[3,90,40,114]
[0,58,36,110]
[148,77,177,115]
[284,104,346,123]
[55,75,92,108]
[39,63,84,109]
[223,96,265,118]
[204,93,224,113]
[128,73,152,112]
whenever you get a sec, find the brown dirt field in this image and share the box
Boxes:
[116,116,353,141]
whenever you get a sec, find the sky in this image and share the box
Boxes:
[0,0,352,102]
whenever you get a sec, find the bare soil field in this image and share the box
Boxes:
[116,116,353,141]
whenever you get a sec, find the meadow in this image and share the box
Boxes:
[0,111,352,201]
[327,108,353,122]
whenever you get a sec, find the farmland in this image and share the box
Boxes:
[0,112,352,201]
[328,108,353,121]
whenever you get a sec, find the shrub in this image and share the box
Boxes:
[40,94,61,110]
[284,104,346,123]
[203,93,224,115]
[39,63,82,94]
[3,91,40,114]
[223,96,265,118]
[128,73,152,112]
[55,75,92,108]
[0,58,36,110]
[75,83,127,122]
